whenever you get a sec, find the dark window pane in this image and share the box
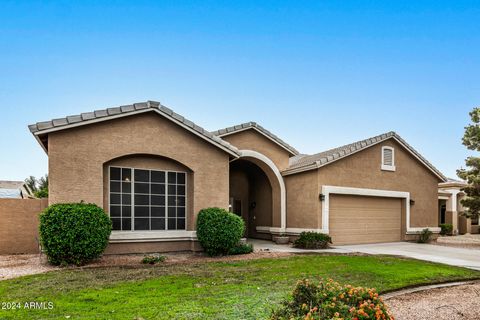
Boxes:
[177,173,186,184]
[168,196,176,206]
[151,171,165,183]
[168,218,176,230]
[135,169,149,182]
[168,185,176,195]
[177,218,185,230]
[110,193,121,205]
[151,195,165,206]
[134,206,149,217]
[168,207,176,218]
[134,183,149,194]
[177,185,185,196]
[122,206,131,218]
[110,205,121,217]
[122,194,131,205]
[111,218,121,230]
[177,196,185,206]
[135,218,149,230]
[110,181,120,193]
[168,172,176,184]
[151,218,165,230]
[177,207,185,218]
[151,183,165,195]
[122,168,132,182]
[134,194,149,205]
[122,218,131,231]
[110,167,121,181]
[122,182,131,193]
[151,206,165,217]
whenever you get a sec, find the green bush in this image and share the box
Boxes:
[271,279,394,320]
[293,232,332,249]
[39,203,112,266]
[228,243,254,255]
[439,223,453,236]
[142,254,166,265]
[196,207,244,256]
[417,228,433,243]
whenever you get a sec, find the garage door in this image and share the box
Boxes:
[329,194,402,245]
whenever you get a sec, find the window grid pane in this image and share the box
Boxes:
[110,166,186,231]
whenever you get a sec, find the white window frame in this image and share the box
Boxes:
[381,146,396,171]
[108,165,187,232]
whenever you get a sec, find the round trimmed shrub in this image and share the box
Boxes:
[39,203,112,266]
[196,207,244,256]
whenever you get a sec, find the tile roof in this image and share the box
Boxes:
[284,131,447,181]
[212,121,300,156]
[28,101,240,157]
[0,180,26,190]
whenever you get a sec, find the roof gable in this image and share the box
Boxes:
[284,131,447,181]
[212,122,299,156]
[29,101,240,157]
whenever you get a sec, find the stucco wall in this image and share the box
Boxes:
[285,139,441,236]
[0,198,48,254]
[284,170,321,229]
[221,129,291,170]
[48,112,231,230]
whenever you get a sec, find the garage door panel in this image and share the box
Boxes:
[329,194,401,245]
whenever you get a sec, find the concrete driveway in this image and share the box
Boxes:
[336,242,480,271]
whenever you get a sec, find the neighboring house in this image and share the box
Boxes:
[29,101,448,253]
[438,178,479,235]
[0,181,34,199]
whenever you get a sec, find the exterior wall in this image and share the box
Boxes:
[320,140,439,234]
[284,170,321,229]
[285,139,441,238]
[48,112,231,233]
[0,198,48,254]
[106,240,202,254]
[221,129,292,170]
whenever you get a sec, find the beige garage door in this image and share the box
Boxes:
[329,194,402,245]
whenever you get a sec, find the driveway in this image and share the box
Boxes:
[337,242,480,271]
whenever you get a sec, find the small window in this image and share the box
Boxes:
[381,146,396,171]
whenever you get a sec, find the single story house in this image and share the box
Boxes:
[29,101,453,253]
[0,181,34,199]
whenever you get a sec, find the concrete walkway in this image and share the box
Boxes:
[338,242,480,271]
[247,239,350,254]
[248,239,480,271]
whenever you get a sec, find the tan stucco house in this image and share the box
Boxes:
[29,101,454,253]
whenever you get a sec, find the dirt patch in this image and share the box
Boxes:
[386,282,480,320]
[0,250,293,280]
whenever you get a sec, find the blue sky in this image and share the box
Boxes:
[1,1,479,180]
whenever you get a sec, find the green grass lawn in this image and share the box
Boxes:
[0,254,478,320]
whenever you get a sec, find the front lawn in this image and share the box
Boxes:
[0,254,478,319]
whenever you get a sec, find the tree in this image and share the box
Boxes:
[24,174,49,198]
[457,107,480,219]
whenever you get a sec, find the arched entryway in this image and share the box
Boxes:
[229,150,286,239]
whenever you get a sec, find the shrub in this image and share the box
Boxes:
[39,203,112,266]
[293,232,332,249]
[196,207,244,256]
[228,243,254,255]
[142,254,166,264]
[439,223,453,236]
[417,228,433,243]
[271,279,394,320]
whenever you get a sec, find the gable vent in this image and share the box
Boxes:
[383,148,393,166]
